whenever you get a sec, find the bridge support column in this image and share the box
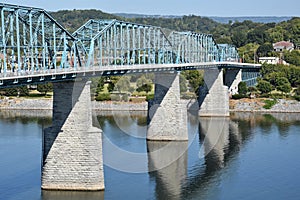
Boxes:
[199,69,229,117]
[224,69,242,95]
[42,80,104,191]
[147,72,188,141]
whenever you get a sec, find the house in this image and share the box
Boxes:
[259,57,289,65]
[273,41,294,52]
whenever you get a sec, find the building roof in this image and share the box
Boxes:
[273,41,294,48]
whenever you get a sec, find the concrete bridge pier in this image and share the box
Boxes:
[199,68,229,117]
[224,69,242,95]
[42,80,104,191]
[147,72,188,141]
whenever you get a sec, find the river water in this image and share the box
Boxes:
[1,110,300,200]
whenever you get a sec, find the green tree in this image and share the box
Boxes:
[276,77,292,94]
[37,83,53,96]
[181,70,204,93]
[238,82,248,95]
[257,80,272,94]
[256,43,274,57]
[136,75,153,93]
[115,76,131,92]
[296,85,300,95]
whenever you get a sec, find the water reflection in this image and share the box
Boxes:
[148,141,188,200]
[1,110,300,200]
[42,190,104,200]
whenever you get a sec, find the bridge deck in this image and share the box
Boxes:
[0,62,260,87]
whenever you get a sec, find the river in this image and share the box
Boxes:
[1,110,300,200]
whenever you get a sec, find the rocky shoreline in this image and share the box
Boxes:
[1,97,300,113]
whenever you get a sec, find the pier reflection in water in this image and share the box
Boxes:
[148,141,188,200]
[1,110,300,200]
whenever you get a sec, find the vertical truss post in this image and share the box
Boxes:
[113,24,117,65]
[29,12,34,73]
[16,10,21,73]
[53,23,57,72]
[10,13,15,72]
[1,9,7,75]
[138,27,141,64]
[132,25,136,64]
[41,13,46,71]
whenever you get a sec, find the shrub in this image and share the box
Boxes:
[263,99,277,109]
[146,94,154,101]
[294,95,300,101]
[95,93,111,101]
[232,94,247,99]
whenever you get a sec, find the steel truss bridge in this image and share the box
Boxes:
[0,3,260,87]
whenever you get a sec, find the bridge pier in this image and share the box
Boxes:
[42,80,104,191]
[224,69,242,95]
[199,69,230,117]
[147,72,188,141]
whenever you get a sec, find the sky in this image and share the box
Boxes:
[1,0,300,17]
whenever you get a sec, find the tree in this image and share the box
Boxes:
[181,70,204,93]
[115,76,130,92]
[257,43,274,57]
[136,75,153,93]
[296,85,300,95]
[238,82,248,95]
[276,77,292,94]
[37,83,53,96]
[231,31,247,47]
[257,80,272,94]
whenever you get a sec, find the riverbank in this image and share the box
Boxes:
[1,97,300,113]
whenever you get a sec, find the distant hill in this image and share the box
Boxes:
[210,16,293,24]
[115,13,292,24]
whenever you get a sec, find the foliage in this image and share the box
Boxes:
[1,86,29,96]
[238,82,248,95]
[146,94,154,101]
[284,50,300,66]
[275,77,292,94]
[115,76,131,92]
[257,80,272,94]
[256,43,274,57]
[232,94,247,99]
[181,70,204,94]
[296,85,300,95]
[37,83,53,95]
[136,75,152,93]
[136,84,152,93]
[263,99,277,109]
[95,93,111,101]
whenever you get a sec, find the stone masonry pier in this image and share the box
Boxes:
[147,72,188,141]
[42,80,104,191]
[199,69,230,117]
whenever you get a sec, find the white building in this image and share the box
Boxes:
[259,57,289,65]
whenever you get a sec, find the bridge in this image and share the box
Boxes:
[0,3,261,191]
